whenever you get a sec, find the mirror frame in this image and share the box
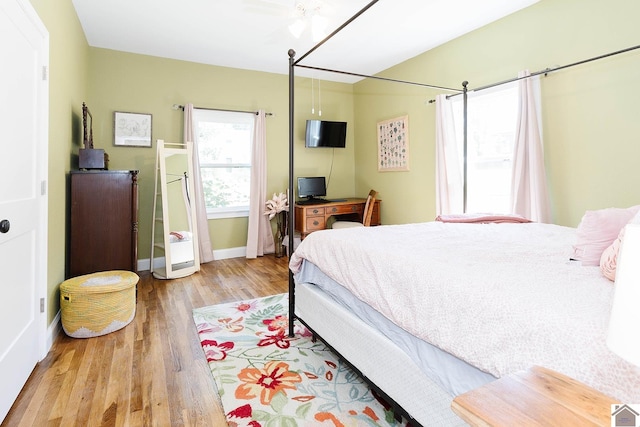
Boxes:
[150,140,201,279]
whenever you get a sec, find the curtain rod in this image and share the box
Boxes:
[172,104,273,116]
[296,64,462,92]
[433,43,640,102]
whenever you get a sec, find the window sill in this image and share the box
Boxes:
[207,209,249,220]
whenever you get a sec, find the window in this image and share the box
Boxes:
[451,82,518,213]
[193,109,255,218]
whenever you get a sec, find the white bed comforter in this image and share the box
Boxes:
[289,222,640,402]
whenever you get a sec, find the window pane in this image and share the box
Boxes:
[192,109,254,213]
[467,158,512,213]
[452,83,518,214]
[197,121,252,164]
[200,167,250,209]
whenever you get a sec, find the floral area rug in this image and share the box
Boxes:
[193,293,407,427]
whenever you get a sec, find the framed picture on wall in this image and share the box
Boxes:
[114,111,152,147]
[377,115,409,171]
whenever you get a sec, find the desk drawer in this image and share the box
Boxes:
[326,204,362,215]
[303,206,325,216]
[306,217,325,231]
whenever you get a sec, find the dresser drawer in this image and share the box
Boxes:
[306,216,326,231]
[326,204,362,215]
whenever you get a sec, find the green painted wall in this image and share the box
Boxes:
[87,48,355,258]
[29,0,640,326]
[353,0,640,227]
[29,0,89,324]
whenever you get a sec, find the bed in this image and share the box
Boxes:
[168,230,195,265]
[283,3,640,424]
[288,221,640,425]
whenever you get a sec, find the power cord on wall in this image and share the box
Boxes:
[310,77,322,116]
[325,147,335,193]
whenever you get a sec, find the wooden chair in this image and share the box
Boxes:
[332,190,378,229]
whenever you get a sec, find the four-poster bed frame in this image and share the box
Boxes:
[285,1,640,424]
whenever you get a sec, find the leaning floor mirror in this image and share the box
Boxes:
[150,140,200,279]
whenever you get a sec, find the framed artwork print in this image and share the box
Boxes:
[114,111,152,147]
[377,115,409,171]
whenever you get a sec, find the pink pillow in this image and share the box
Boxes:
[600,228,623,281]
[599,209,640,281]
[571,205,640,266]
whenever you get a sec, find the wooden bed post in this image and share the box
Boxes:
[288,48,296,338]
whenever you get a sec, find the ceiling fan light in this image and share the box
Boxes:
[311,14,327,42]
[289,19,306,38]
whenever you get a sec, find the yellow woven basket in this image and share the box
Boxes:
[60,270,138,338]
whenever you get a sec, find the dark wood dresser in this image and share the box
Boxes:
[69,170,139,278]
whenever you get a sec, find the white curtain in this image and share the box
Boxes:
[435,94,463,215]
[184,103,215,263]
[510,71,551,223]
[246,110,274,258]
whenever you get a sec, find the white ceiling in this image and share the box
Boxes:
[71,0,539,84]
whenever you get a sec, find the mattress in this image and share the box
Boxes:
[295,260,496,397]
[295,282,466,426]
[169,231,194,265]
[170,240,194,265]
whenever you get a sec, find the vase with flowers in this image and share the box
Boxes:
[264,191,289,257]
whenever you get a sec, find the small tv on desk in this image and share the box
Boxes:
[297,177,329,205]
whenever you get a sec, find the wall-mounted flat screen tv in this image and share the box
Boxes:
[305,120,347,148]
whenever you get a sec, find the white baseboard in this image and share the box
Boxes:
[46,310,61,355]
[213,246,247,260]
[137,246,247,271]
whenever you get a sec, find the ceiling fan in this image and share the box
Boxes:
[243,0,338,42]
[288,0,331,41]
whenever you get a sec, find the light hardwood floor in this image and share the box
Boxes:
[3,255,290,427]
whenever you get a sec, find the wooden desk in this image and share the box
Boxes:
[294,198,380,239]
[451,366,617,427]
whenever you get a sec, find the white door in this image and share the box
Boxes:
[0,0,49,422]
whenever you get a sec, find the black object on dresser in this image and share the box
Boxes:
[69,170,139,278]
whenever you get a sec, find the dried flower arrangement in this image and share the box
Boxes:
[264,192,289,257]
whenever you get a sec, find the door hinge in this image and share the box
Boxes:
[40,298,45,313]
[41,180,47,195]
[42,66,48,81]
